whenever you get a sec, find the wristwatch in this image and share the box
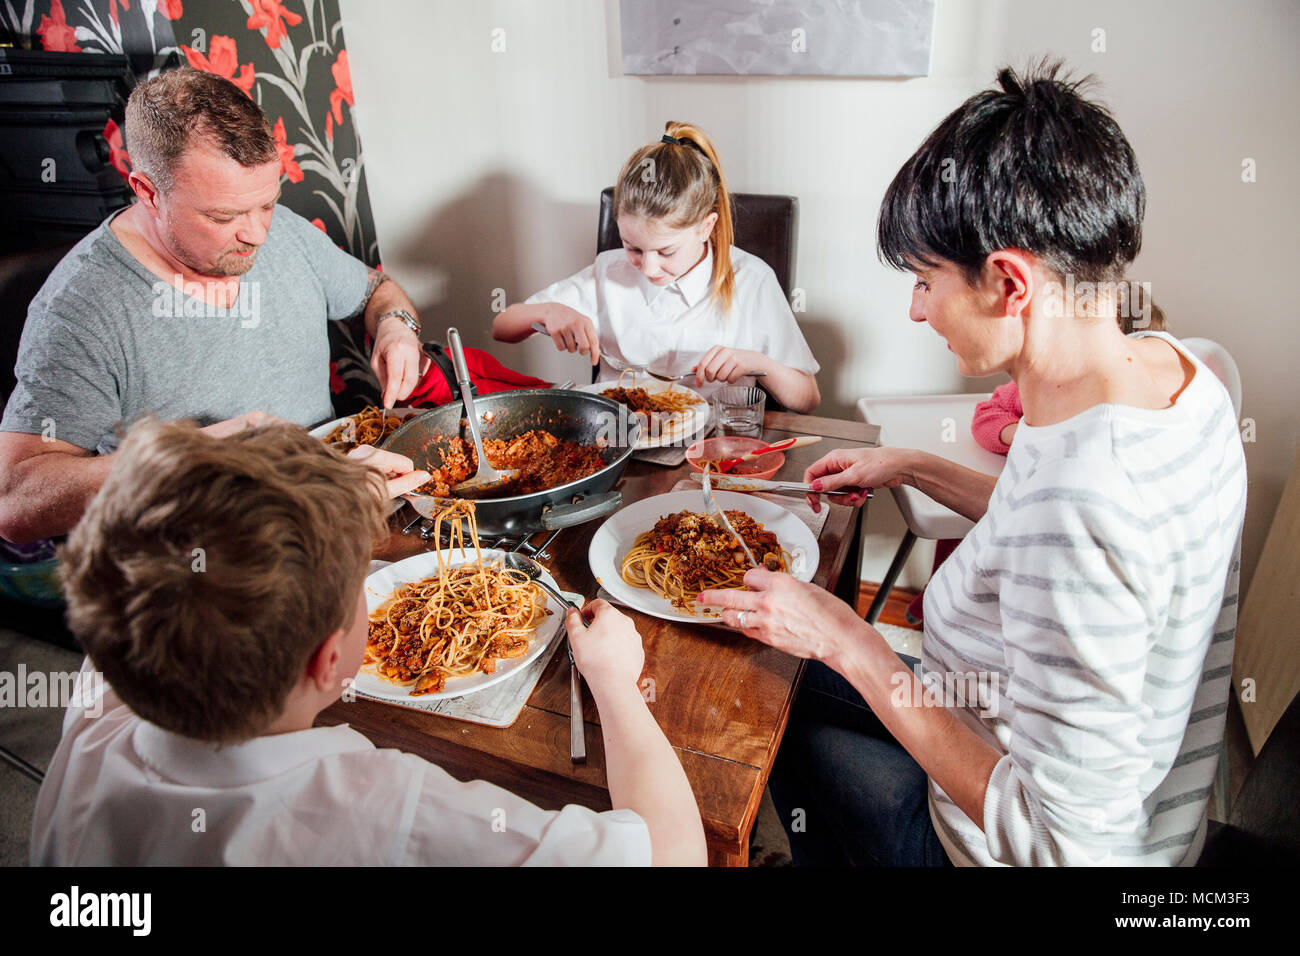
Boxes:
[377,309,421,337]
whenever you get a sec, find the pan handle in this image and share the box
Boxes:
[540,491,623,530]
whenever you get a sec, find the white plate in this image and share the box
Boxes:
[588,490,819,625]
[359,548,565,702]
[311,407,422,515]
[309,406,421,446]
[575,377,709,449]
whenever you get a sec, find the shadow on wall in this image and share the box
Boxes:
[799,314,848,416]
[392,171,523,353]
[394,171,601,385]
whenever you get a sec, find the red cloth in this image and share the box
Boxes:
[404,345,551,407]
[970,382,1023,455]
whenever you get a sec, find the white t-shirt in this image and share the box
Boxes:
[30,660,652,866]
[922,332,1247,866]
[525,245,819,401]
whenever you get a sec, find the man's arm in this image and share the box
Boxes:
[358,268,428,408]
[0,433,114,544]
[0,412,279,544]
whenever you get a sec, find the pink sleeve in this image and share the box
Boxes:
[971,382,1023,455]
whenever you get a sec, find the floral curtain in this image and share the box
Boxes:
[0,0,379,267]
[1,0,385,412]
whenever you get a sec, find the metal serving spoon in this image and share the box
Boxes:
[502,552,587,764]
[446,327,519,494]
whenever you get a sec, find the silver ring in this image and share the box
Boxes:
[738,609,751,628]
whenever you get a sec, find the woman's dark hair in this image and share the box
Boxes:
[878,60,1145,285]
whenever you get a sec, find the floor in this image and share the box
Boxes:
[0,625,81,867]
[1,582,1252,867]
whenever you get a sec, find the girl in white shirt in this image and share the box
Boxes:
[493,122,820,412]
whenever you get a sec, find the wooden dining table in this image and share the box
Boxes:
[317,409,880,866]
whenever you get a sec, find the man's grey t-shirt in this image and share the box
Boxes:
[1,205,369,453]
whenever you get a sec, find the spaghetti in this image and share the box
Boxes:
[323,406,405,454]
[364,500,548,695]
[620,509,789,613]
[412,429,607,498]
[601,370,701,417]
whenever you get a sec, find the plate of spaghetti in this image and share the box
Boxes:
[576,374,708,449]
[310,405,420,454]
[588,490,818,625]
[359,501,566,701]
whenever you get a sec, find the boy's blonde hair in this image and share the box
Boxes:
[614,121,736,312]
[60,419,388,744]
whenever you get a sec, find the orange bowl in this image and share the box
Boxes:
[686,436,785,481]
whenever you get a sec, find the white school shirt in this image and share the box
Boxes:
[921,332,1247,866]
[525,245,819,401]
[30,659,652,866]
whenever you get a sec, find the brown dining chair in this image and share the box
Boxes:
[593,187,800,405]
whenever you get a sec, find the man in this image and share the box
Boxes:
[0,67,425,544]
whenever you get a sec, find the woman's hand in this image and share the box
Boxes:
[693,346,764,387]
[538,305,601,365]
[345,444,429,499]
[566,599,645,691]
[803,446,911,512]
[696,568,866,665]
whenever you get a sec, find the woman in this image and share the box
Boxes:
[699,64,1247,866]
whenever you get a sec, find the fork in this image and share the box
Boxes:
[646,368,767,384]
[700,468,759,569]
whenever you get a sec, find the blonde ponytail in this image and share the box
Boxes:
[613,121,736,312]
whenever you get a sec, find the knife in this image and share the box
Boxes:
[688,472,870,498]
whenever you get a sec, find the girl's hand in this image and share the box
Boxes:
[539,305,601,365]
[345,444,430,499]
[693,346,764,387]
[803,446,909,512]
[696,568,865,664]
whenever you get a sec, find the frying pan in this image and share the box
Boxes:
[381,388,641,536]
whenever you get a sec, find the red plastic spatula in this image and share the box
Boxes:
[717,435,822,473]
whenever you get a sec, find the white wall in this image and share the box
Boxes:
[340,0,1300,596]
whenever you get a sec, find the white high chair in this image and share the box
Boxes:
[854,394,1007,623]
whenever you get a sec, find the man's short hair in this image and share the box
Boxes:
[124,66,277,193]
[877,60,1145,285]
[60,420,388,744]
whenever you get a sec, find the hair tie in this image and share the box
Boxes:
[661,134,682,145]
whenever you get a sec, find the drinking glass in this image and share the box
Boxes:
[714,386,765,438]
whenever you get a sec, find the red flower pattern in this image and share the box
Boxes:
[159,0,182,20]
[246,0,303,50]
[182,35,255,95]
[273,117,303,183]
[37,0,81,52]
[329,361,345,394]
[326,50,353,140]
[108,0,128,27]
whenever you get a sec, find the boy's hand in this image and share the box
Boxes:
[200,410,286,437]
[566,599,644,691]
[539,305,601,365]
[345,444,430,499]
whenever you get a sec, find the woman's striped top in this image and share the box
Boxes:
[923,332,1248,866]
